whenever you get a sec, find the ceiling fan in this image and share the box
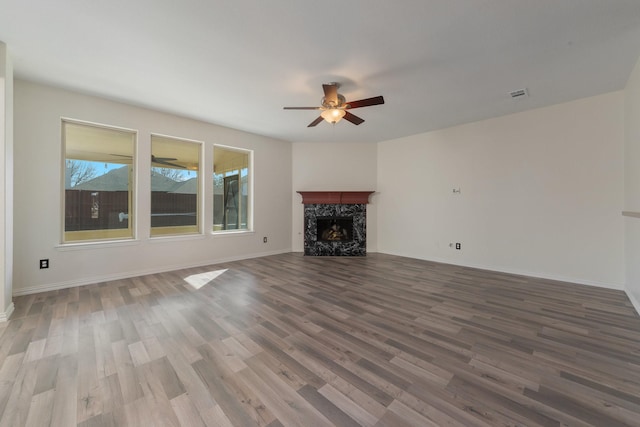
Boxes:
[284,83,384,127]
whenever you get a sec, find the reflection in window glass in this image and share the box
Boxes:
[63,120,135,242]
[213,146,250,231]
[150,135,200,236]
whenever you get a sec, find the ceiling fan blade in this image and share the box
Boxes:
[343,111,364,125]
[283,106,322,110]
[307,116,324,127]
[153,156,178,161]
[154,159,185,169]
[322,83,339,106]
[152,155,184,168]
[346,96,385,109]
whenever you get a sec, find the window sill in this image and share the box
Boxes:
[56,238,140,251]
[148,233,206,243]
[211,229,254,237]
[56,230,255,250]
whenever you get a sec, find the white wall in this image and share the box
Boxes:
[0,43,14,318]
[377,92,625,288]
[624,56,640,311]
[13,80,292,295]
[291,142,378,252]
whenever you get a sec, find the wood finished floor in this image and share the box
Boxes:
[1,253,640,426]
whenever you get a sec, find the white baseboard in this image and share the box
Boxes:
[15,249,636,319]
[12,249,291,296]
[0,302,15,322]
[374,250,625,290]
[626,290,640,318]
[277,250,640,317]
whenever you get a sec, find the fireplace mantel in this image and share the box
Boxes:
[297,191,374,205]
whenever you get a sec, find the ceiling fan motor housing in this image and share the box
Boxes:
[322,94,346,109]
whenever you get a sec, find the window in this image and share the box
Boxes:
[63,120,135,242]
[213,145,251,232]
[150,135,201,236]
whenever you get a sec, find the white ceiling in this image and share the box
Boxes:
[2,0,640,143]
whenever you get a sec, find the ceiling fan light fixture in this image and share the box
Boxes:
[321,108,346,124]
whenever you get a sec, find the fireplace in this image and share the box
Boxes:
[298,191,374,256]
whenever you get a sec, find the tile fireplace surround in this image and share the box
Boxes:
[297,191,374,256]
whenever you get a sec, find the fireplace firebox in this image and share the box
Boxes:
[317,217,353,242]
[298,191,374,256]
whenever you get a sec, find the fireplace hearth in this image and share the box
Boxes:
[298,191,374,256]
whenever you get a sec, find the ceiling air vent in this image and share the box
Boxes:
[509,88,529,99]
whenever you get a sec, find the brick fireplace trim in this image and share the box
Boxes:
[297,191,374,204]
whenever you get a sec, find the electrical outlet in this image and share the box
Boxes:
[39,259,49,269]
[263,236,268,243]
[455,243,461,250]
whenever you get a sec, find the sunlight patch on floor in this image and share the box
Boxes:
[184,269,228,290]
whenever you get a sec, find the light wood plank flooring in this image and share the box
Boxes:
[1,253,640,426]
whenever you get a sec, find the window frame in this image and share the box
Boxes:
[150,134,203,238]
[212,144,253,234]
[61,118,137,244]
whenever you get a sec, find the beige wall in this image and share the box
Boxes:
[377,92,625,288]
[624,56,640,312]
[13,80,292,295]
